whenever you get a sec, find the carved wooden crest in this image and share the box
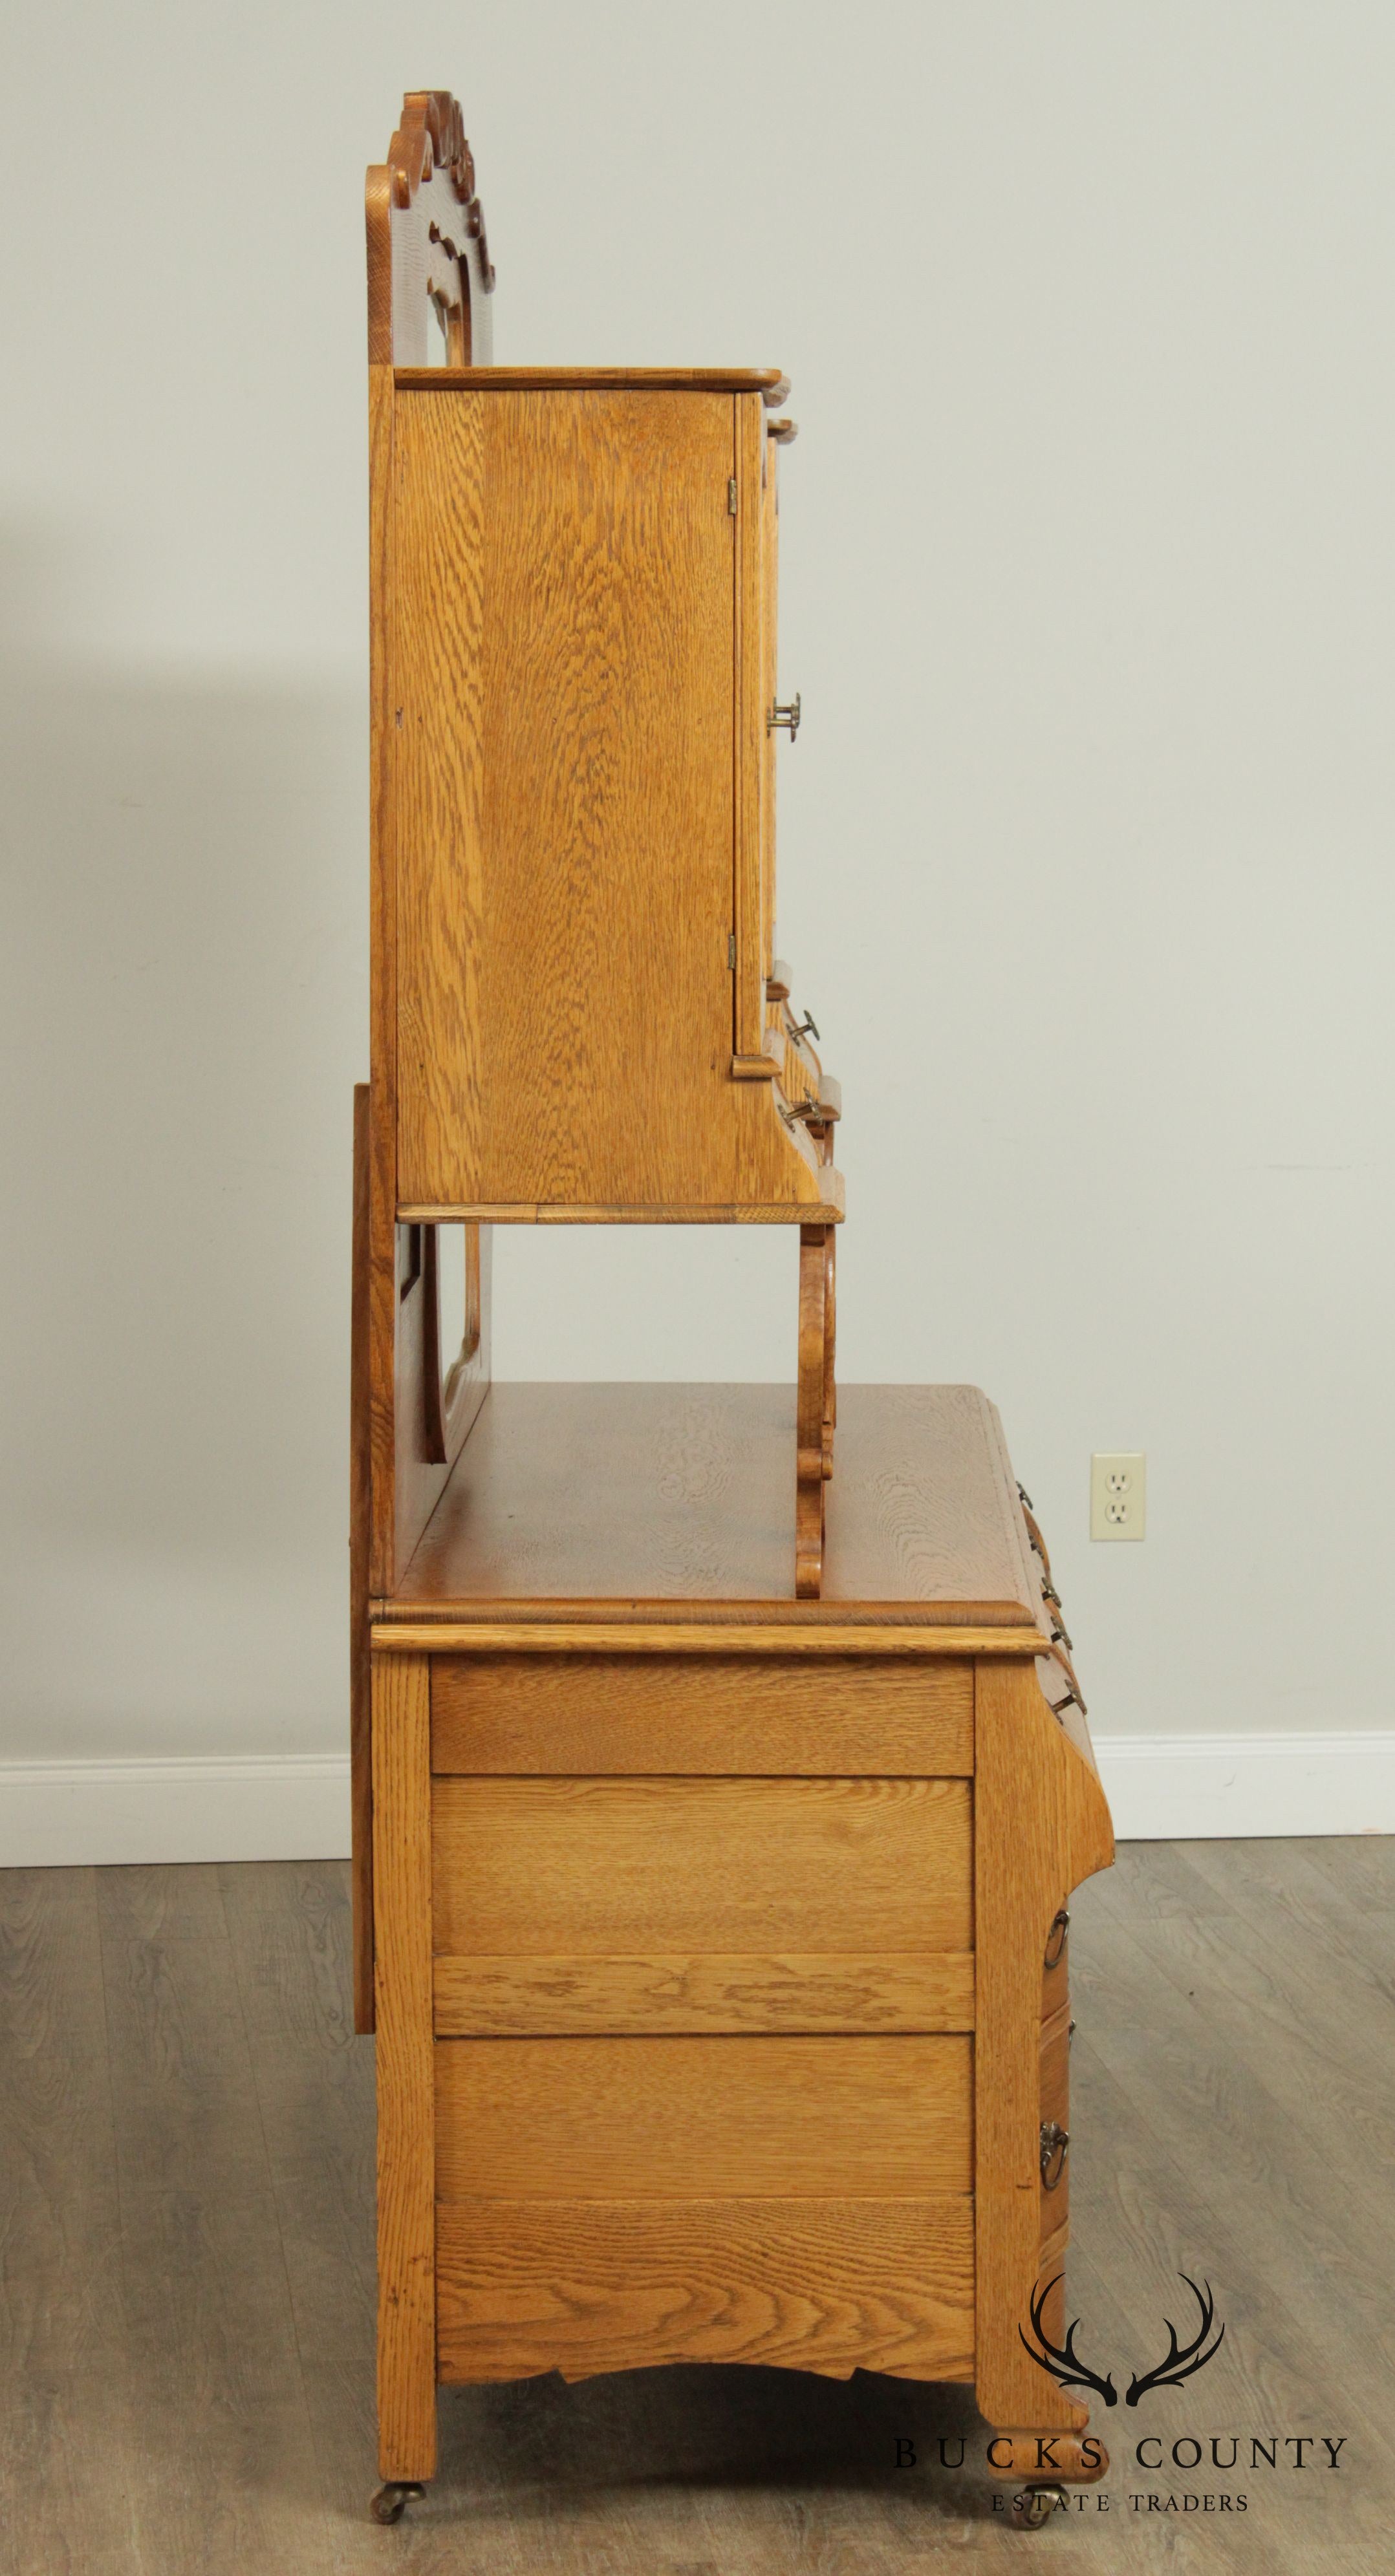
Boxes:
[367,89,494,367]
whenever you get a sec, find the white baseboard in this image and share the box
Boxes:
[0,1733,1390,1869]
[0,1754,351,1869]
[1096,1730,1395,1840]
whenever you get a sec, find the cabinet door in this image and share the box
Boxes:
[732,393,778,1068]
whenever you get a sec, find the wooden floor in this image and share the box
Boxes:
[1,1839,1390,2573]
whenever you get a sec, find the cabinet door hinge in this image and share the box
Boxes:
[727,477,738,515]
[728,932,737,969]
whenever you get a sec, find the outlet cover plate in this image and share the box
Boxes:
[1091,1452,1146,1541]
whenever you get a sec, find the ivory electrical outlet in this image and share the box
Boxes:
[1090,1452,1146,1541]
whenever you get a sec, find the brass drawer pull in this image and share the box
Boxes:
[1044,1907,1070,1970]
[1040,2120,1070,2191]
[768,694,802,739]
[788,1007,820,1044]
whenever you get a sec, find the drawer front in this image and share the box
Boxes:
[431,1774,973,1955]
[436,2196,975,2385]
[1039,2001,1071,2227]
[434,2032,974,2199]
[431,1653,973,1776]
[1042,1905,1070,2017]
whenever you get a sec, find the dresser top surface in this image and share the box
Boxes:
[389,1382,1046,1624]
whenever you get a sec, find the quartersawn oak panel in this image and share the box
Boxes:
[433,2034,974,2198]
[395,387,737,1210]
[431,1776,973,1956]
[391,1381,1052,1613]
[431,1653,973,1775]
[435,2198,975,2384]
[431,1949,976,2036]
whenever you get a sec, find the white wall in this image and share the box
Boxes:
[3,4,1393,1819]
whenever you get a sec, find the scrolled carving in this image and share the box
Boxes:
[385,91,493,288]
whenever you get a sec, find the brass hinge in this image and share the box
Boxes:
[728,932,737,969]
[727,477,738,515]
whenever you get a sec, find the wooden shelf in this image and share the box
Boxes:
[382,1380,1052,1621]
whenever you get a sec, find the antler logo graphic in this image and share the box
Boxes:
[1020,2273,1226,2408]
[1125,2275,1226,2406]
[1018,2275,1118,2407]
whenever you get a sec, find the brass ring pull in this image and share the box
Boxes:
[1040,2120,1070,2191]
[1044,1907,1069,1970]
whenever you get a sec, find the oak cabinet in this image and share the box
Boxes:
[356,92,1114,2534]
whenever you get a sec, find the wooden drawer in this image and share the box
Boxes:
[431,1653,973,1776]
[434,2033,974,2198]
[1040,2001,1070,2227]
[1036,1927,1072,2019]
[431,1774,973,1957]
[436,2196,976,2385]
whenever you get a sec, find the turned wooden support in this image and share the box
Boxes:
[795,1223,836,1598]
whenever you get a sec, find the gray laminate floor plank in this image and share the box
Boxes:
[1,1845,1390,2572]
[0,1868,135,2576]
[95,1862,332,2576]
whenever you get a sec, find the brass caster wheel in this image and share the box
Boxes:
[370,2481,424,2525]
[1010,2483,1067,2529]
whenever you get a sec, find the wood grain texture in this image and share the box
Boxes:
[387,1382,1058,1613]
[435,2198,974,2385]
[431,1776,973,1955]
[393,387,487,1199]
[369,1653,436,2481]
[380,1621,1040,1655]
[973,1658,1112,2436]
[389,387,831,1219]
[795,1225,830,1597]
[365,360,398,1598]
[367,364,494,1596]
[429,1650,974,1774]
[434,2034,974,2199]
[761,431,780,991]
[733,391,768,1064]
[396,1191,845,1222]
[350,1086,373,2034]
[431,1950,975,2035]
[393,366,791,396]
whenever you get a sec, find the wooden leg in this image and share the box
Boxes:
[795,1225,830,1598]
[372,1651,438,2484]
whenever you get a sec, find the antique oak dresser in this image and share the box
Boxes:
[352,91,1115,2534]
